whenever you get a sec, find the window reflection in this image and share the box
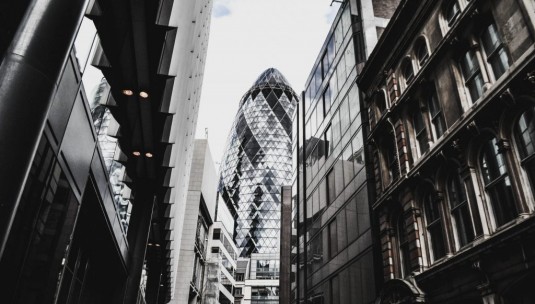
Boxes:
[481,23,509,80]
[516,107,535,192]
[459,49,484,103]
[91,79,132,231]
[415,38,429,66]
[401,58,414,85]
[480,136,517,226]
[447,172,475,247]
[73,17,97,73]
[423,190,446,261]
[427,89,446,139]
[396,214,411,276]
[445,1,460,25]
[413,108,429,155]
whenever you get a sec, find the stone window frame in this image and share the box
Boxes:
[476,132,519,229]
[425,84,447,141]
[438,0,471,35]
[419,183,448,263]
[399,56,415,89]
[511,105,535,212]
[458,45,486,105]
[413,36,430,68]
[478,21,511,82]
[380,125,401,188]
[445,166,477,250]
[403,96,433,163]
[451,12,512,110]
[394,211,411,278]
[411,104,430,157]
[371,89,389,124]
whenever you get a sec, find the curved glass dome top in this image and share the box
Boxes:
[252,67,292,88]
[219,68,298,257]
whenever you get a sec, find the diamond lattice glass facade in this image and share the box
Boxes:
[219,68,298,257]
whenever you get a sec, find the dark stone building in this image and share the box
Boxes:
[0,0,212,303]
[358,0,535,303]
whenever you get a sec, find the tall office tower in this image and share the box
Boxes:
[290,1,398,304]
[219,68,298,257]
[171,139,217,304]
[0,0,212,303]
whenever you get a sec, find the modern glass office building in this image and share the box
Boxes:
[290,1,398,303]
[0,0,212,303]
[219,68,298,257]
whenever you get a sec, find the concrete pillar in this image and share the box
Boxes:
[123,183,156,304]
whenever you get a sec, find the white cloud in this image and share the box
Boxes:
[196,0,340,165]
[213,2,231,18]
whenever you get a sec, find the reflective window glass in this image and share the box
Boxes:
[423,190,446,261]
[516,107,535,192]
[459,50,484,103]
[416,39,429,66]
[385,132,399,183]
[428,91,446,139]
[402,58,414,84]
[445,1,460,25]
[447,172,475,247]
[397,214,411,276]
[413,109,429,155]
[327,169,336,204]
[480,137,517,226]
[481,23,509,79]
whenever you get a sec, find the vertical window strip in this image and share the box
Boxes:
[481,23,509,79]
[428,94,446,138]
[424,191,446,260]
[480,137,518,226]
[448,174,475,247]
[413,110,429,154]
[460,50,484,102]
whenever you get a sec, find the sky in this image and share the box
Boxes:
[196,0,341,165]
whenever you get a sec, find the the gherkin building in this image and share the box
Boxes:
[219,68,298,257]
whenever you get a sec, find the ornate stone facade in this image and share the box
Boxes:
[359,0,535,303]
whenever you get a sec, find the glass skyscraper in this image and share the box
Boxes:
[219,68,298,257]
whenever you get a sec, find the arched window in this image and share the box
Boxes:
[445,1,460,26]
[480,23,509,80]
[396,214,411,277]
[415,38,429,66]
[447,172,475,248]
[376,91,387,115]
[480,136,518,227]
[423,189,446,261]
[384,132,399,184]
[459,49,484,103]
[427,87,446,139]
[515,107,535,193]
[413,109,429,155]
[401,58,414,85]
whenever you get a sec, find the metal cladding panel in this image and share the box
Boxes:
[219,68,298,257]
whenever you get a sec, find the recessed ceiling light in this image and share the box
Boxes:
[133,151,141,156]
[145,152,153,158]
[122,89,133,96]
[139,91,149,98]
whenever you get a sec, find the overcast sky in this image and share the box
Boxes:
[196,0,340,165]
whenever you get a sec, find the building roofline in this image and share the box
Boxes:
[357,0,417,88]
